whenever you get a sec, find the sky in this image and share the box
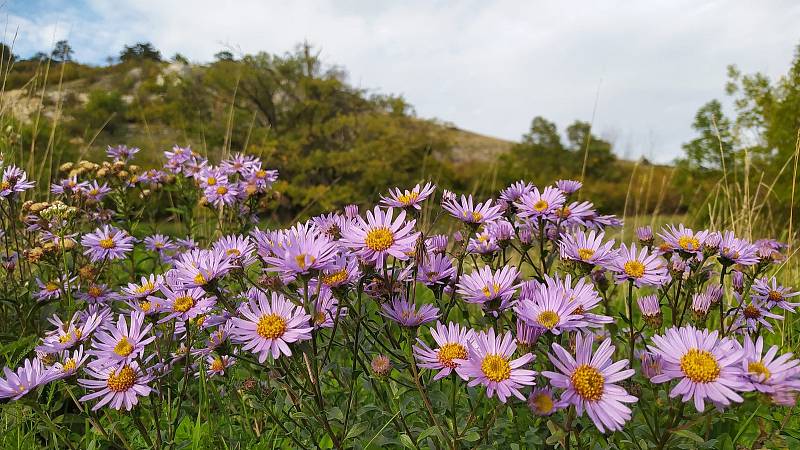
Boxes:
[4,1,800,163]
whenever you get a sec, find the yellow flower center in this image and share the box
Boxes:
[193,273,207,285]
[743,304,761,319]
[207,177,217,186]
[571,364,605,401]
[0,180,10,190]
[256,314,287,340]
[365,227,394,252]
[437,343,468,369]
[481,354,511,382]
[748,361,771,380]
[679,349,720,383]
[88,285,103,297]
[216,186,228,195]
[114,337,134,357]
[99,238,116,249]
[481,283,501,298]
[256,169,267,179]
[577,248,595,260]
[135,281,155,294]
[107,366,136,392]
[314,312,327,325]
[768,290,783,302]
[397,192,419,205]
[556,207,571,218]
[530,391,554,414]
[211,357,225,372]
[173,295,195,313]
[322,269,348,286]
[140,300,152,312]
[295,254,316,270]
[678,235,700,250]
[623,260,645,278]
[471,212,483,222]
[537,310,560,329]
[533,200,549,212]
[46,282,60,292]
[62,359,77,373]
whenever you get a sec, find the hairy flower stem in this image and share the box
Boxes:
[718,267,727,335]
[627,281,635,364]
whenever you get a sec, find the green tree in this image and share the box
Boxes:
[51,40,73,62]
[681,100,736,171]
[120,42,162,63]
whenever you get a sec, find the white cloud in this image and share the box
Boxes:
[5,0,800,162]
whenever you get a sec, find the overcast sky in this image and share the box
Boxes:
[5,1,800,162]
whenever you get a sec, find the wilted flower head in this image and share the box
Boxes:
[371,355,392,377]
[381,297,439,327]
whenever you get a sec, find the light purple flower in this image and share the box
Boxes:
[442,194,504,225]
[731,296,782,333]
[381,297,439,327]
[542,332,636,433]
[88,311,155,370]
[741,335,799,393]
[380,182,436,210]
[263,224,338,276]
[457,265,519,311]
[0,165,35,198]
[752,277,800,312]
[230,291,312,362]
[515,275,589,334]
[106,145,139,162]
[560,229,616,266]
[155,286,216,323]
[648,326,746,412]
[658,224,708,255]
[0,358,56,399]
[414,322,474,380]
[81,225,135,262]
[607,243,668,287]
[341,206,419,266]
[515,186,565,220]
[455,328,536,403]
[79,361,152,410]
[718,231,759,266]
[417,253,455,286]
[82,181,111,202]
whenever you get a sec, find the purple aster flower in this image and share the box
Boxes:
[174,249,236,287]
[344,204,359,219]
[515,275,589,334]
[528,387,563,416]
[607,243,668,287]
[752,277,800,312]
[486,219,515,244]
[380,182,436,210]
[144,234,177,253]
[205,182,239,207]
[691,293,712,320]
[731,296,782,333]
[155,286,216,323]
[554,201,596,228]
[106,145,139,162]
[77,283,117,305]
[341,206,419,266]
[417,253,455,286]
[0,358,56,399]
[309,288,346,329]
[413,322,474,381]
[213,234,257,268]
[584,213,623,230]
[457,265,519,311]
[230,291,312,362]
[37,310,108,353]
[455,328,535,403]
[51,176,88,196]
[639,351,664,380]
[79,361,152,411]
[741,335,799,393]
[515,186,565,220]
[466,231,499,255]
[245,165,279,190]
[442,194,504,225]
[197,166,227,189]
[658,224,708,255]
[425,234,449,254]
[205,354,234,377]
[35,277,67,301]
[50,346,89,380]
[81,225,135,262]
[648,326,746,412]
[637,294,662,327]
[556,179,582,194]
[316,254,360,289]
[560,229,617,266]
[311,212,350,241]
[88,311,155,370]
[121,274,164,299]
[263,223,338,276]
[515,319,544,349]
[499,181,535,205]
[718,231,759,266]
[636,226,654,246]
[221,152,260,175]
[542,332,636,433]
[380,297,439,327]
[0,165,35,198]
[82,181,111,202]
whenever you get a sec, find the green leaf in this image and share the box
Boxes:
[671,429,704,444]
[399,433,415,448]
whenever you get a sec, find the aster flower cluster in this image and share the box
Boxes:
[2,150,800,450]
